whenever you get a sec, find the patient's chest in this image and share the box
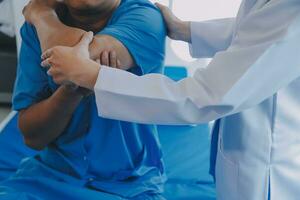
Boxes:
[82,98,163,180]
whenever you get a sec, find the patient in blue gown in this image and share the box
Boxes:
[0,0,166,199]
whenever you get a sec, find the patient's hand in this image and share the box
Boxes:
[23,0,57,24]
[97,51,121,69]
[23,0,132,69]
[23,0,86,52]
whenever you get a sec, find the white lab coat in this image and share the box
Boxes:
[94,0,300,199]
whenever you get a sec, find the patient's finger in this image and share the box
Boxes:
[101,51,109,66]
[117,60,121,69]
[41,49,53,60]
[109,51,117,68]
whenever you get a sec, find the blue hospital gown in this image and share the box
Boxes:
[0,0,166,199]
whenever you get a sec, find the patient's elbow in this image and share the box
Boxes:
[19,128,46,151]
[18,113,45,150]
[24,137,45,151]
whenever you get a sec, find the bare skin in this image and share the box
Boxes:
[23,0,130,67]
[19,1,191,150]
[20,85,85,150]
[41,32,100,89]
[40,3,193,91]
[42,32,99,89]
[19,0,130,150]
[155,3,191,43]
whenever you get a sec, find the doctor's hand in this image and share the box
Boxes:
[41,31,100,90]
[155,3,191,43]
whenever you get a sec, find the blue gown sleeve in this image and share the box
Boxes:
[98,3,166,75]
[12,23,51,111]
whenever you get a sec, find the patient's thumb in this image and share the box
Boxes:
[77,31,94,48]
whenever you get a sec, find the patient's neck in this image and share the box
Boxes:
[57,0,121,32]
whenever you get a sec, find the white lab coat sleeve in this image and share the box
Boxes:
[94,2,300,125]
[189,18,236,58]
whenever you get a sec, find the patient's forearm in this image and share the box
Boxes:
[33,11,86,51]
[31,11,134,69]
[19,85,83,150]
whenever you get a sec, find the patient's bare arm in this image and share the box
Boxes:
[19,32,113,151]
[19,85,84,150]
[23,1,134,70]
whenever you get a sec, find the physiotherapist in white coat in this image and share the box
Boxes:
[40,0,300,199]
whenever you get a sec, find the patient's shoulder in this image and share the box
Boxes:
[113,0,165,29]
[20,23,39,44]
[20,23,41,54]
[20,23,38,39]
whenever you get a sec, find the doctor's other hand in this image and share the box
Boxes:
[155,3,191,43]
[41,31,100,90]
[23,0,57,24]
